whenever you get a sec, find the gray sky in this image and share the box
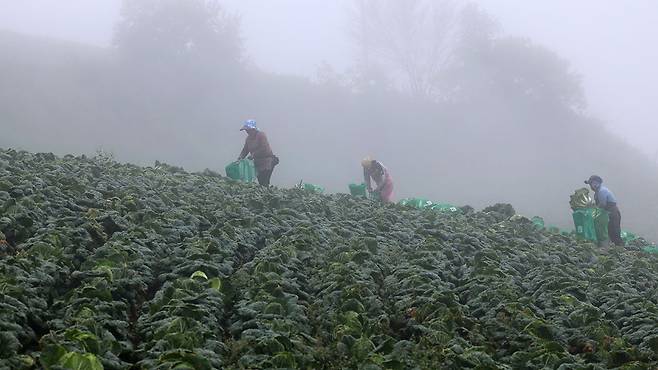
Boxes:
[1,0,656,158]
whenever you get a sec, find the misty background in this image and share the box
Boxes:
[0,0,657,240]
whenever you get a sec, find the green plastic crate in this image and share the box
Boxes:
[349,183,368,197]
[573,208,597,241]
[430,203,460,213]
[592,208,609,242]
[531,216,545,230]
[548,226,561,234]
[642,246,658,254]
[303,183,325,194]
[621,230,637,243]
[225,159,256,182]
[399,198,433,209]
[573,208,609,242]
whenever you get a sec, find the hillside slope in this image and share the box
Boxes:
[1,30,658,242]
[1,148,657,369]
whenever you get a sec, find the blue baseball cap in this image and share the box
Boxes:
[584,175,603,185]
[240,119,257,131]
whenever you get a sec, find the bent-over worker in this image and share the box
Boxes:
[362,158,394,203]
[238,120,278,186]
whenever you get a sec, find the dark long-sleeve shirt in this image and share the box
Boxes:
[363,161,391,191]
[239,131,275,173]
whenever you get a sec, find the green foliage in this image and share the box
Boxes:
[0,148,657,369]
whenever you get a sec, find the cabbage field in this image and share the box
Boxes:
[1,148,657,369]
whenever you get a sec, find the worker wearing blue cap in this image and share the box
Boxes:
[585,175,624,246]
[238,120,279,186]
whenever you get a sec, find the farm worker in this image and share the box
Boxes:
[584,175,624,246]
[238,120,279,187]
[362,157,394,203]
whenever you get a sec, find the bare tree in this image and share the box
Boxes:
[350,0,462,99]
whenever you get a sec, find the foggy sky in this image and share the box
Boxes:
[0,0,656,159]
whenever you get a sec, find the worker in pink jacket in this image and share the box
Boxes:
[362,158,394,203]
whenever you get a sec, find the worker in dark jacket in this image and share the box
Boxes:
[238,120,278,186]
[585,175,624,246]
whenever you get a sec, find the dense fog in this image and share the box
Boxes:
[0,0,657,240]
